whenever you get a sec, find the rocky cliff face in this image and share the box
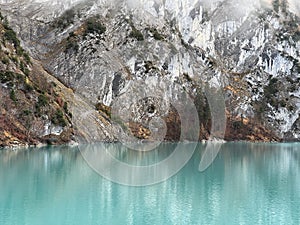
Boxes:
[1,0,300,145]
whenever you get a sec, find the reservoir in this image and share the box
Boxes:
[0,142,299,225]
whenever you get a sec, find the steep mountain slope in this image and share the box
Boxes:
[1,0,300,144]
[0,14,77,146]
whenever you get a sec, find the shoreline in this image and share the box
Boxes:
[1,139,299,151]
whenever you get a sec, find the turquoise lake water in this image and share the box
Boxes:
[0,142,299,225]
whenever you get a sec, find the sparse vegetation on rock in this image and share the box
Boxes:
[0,16,73,147]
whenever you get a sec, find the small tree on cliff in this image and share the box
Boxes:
[272,0,280,13]
[272,0,288,15]
[281,0,288,15]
